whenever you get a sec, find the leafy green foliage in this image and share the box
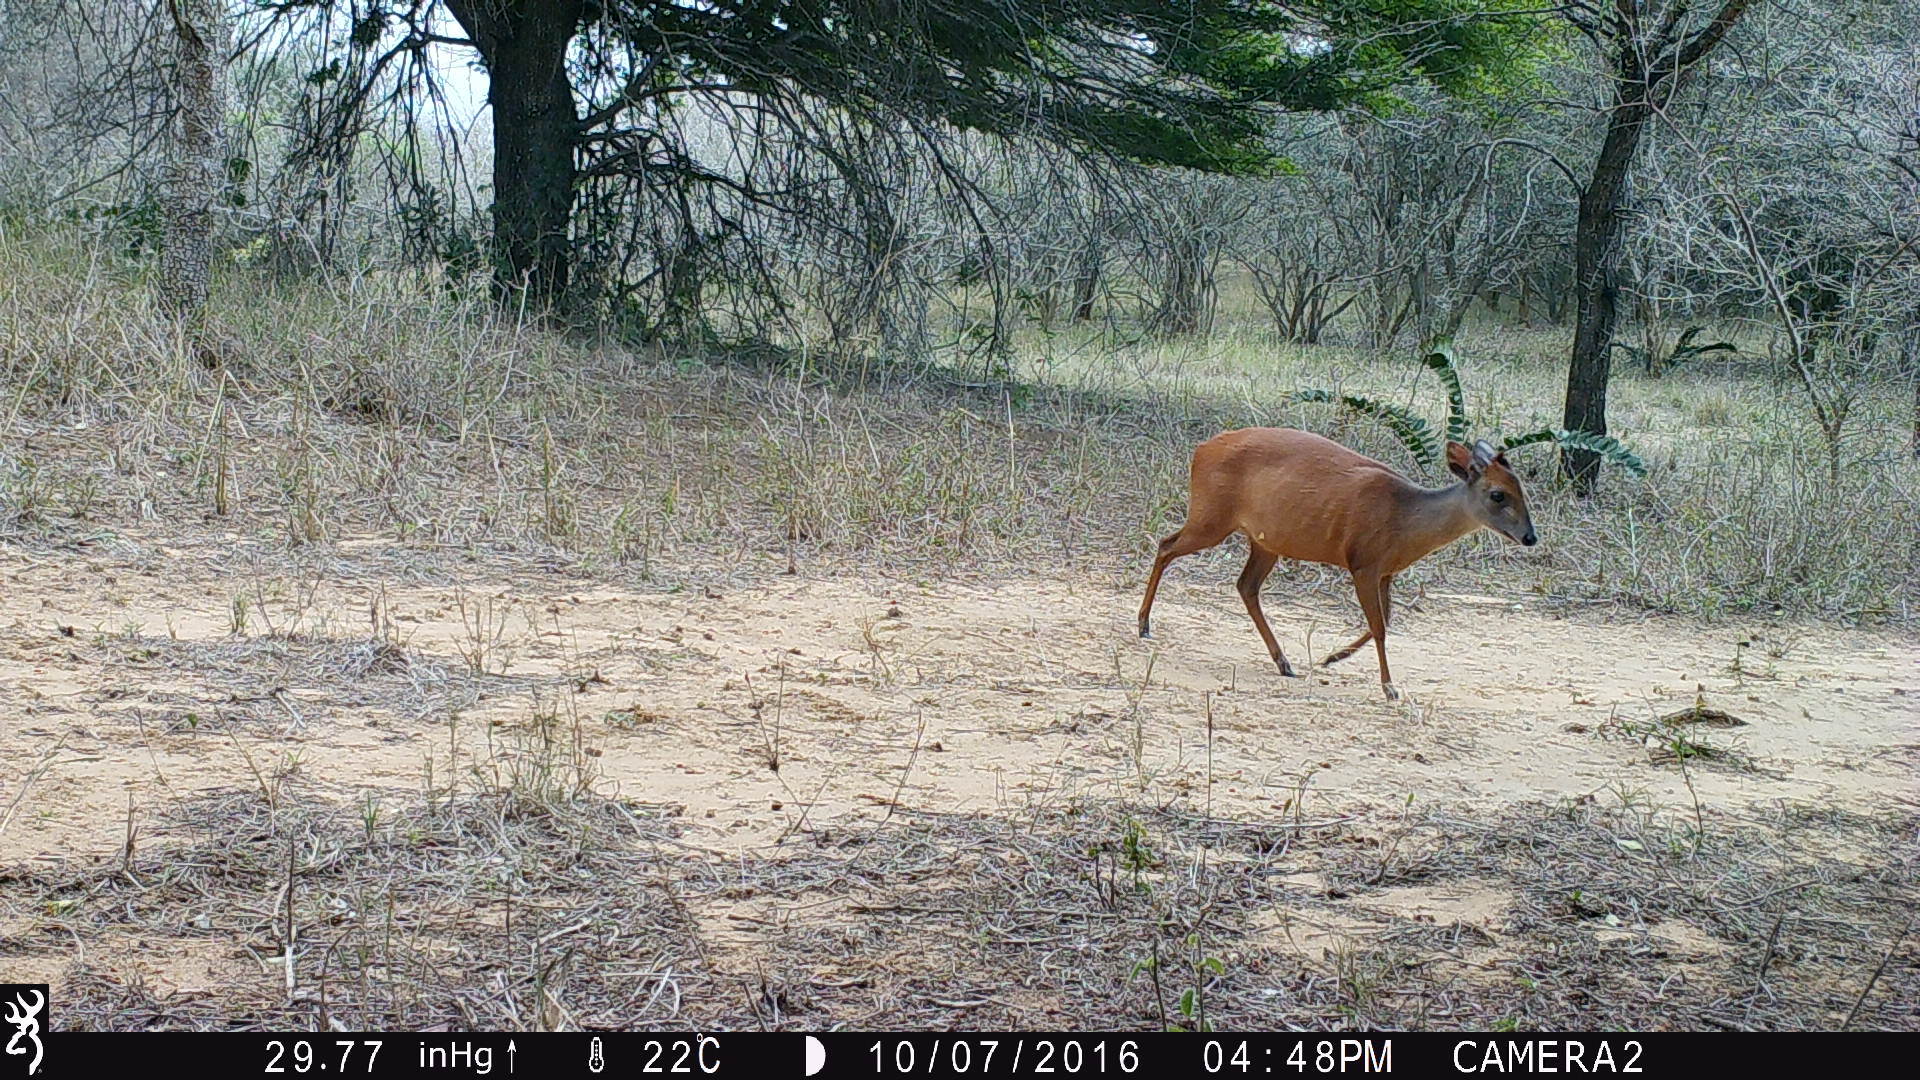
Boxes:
[651,1,1546,174]
[1611,326,1737,376]
[413,0,1554,180]
[1294,344,1647,480]
[1292,390,1439,467]
[1671,327,1737,363]
[56,200,163,258]
[1421,340,1470,444]
[1500,429,1647,477]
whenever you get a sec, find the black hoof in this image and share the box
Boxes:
[1277,660,1300,678]
[1138,622,1151,639]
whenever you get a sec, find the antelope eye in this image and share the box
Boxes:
[1489,490,1508,505]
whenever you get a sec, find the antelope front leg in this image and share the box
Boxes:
[1237,546,1297,676]
[1353,571,1396,700]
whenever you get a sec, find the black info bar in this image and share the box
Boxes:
[23,1031,1893,1077]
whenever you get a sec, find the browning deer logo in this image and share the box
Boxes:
[2,987,44,1077]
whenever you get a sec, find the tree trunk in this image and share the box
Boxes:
[1151,236,1211,336]
[1905,312,1920,458]
[158,0,227,323]
[1408,259,1431,340]
[1070,236,1101,322]
[1562,94,1651,489]
[1440,263,1495,340]
[446,0,582,309]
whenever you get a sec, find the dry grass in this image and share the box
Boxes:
[11,774,1913,1031]
[19,785,701,1031]
[1305,799,1919,1030]
[1,227,1915,623]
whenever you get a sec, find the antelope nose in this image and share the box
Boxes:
[1522,530,1538,546]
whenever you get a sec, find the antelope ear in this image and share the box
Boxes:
[1445,440,1476,481]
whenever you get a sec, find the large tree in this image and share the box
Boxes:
[1558,0,1755,488]
[266,0,1539,310]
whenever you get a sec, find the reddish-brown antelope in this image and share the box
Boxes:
[1138,429,1536,700]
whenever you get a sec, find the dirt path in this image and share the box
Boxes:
[1,536,1915,1028]
[3,539,1913,865]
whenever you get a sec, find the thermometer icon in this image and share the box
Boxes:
[588,1036,605,1073]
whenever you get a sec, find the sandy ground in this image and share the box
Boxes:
[4,536,1912,863]
[1,531,1915,1023]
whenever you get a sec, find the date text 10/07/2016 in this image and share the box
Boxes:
[869,1039,1140,1074]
